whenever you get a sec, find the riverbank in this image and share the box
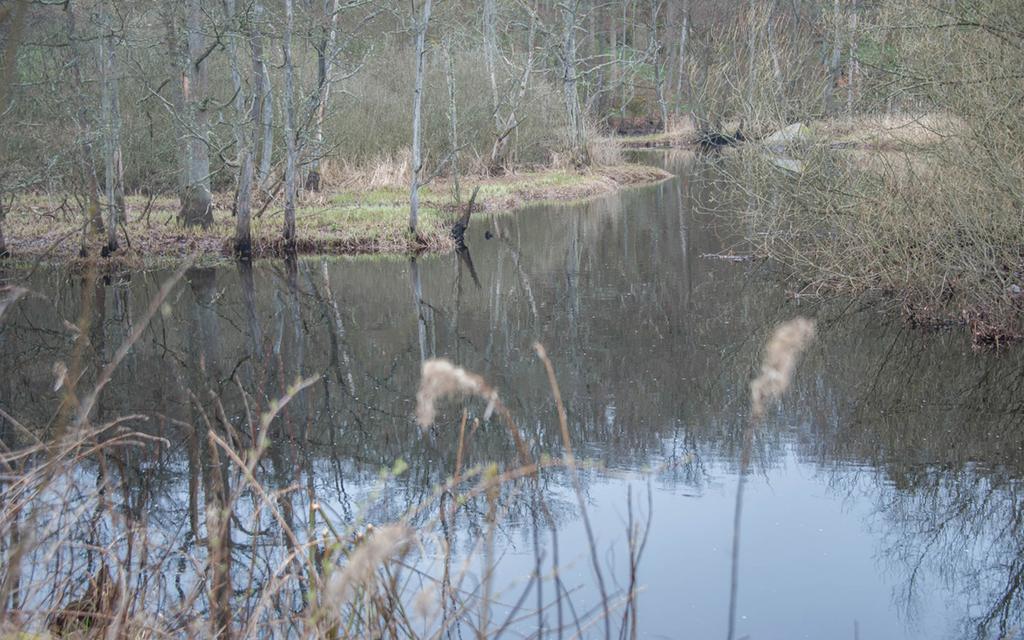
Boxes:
[2,164,670,265]
[726,114,1020,347]
[618,113,953,152]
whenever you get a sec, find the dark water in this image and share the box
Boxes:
[3,154,1024,639]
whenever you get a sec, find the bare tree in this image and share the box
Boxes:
[746,0,759,118]
[846,0,858,115]
[225,0,259,258]
[282,0,297,252]
[674,0,690,117]
[160,3,188,199]
[100,0,124,254]
[408,0,433,235]
[0,0,29,258]
[442,36,460,205]
[649,0,668,131]
[65,3,105,253]
[560,0,588,168]
[488,1,538,174]
[824,0,842,115]
[255,3,273,191]
[180,0,214,227]
[306,0,341,192]
[483,0,500,129]
[0,196,6,259]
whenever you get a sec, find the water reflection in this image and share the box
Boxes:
[2,155,1023,638]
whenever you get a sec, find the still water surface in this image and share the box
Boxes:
[3,154,1023,639]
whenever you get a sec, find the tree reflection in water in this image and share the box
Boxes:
[1,156,1022,637]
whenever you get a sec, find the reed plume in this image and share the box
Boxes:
[749,318,816,421]
[415,359,498,429]
[324,524,414,605]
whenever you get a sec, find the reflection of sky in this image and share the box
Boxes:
[479,451,957,640]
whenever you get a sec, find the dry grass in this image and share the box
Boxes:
[0,270,817,639]
[2,164,668,264]
[732,136,1024,345]
[616,116,700,148]
[813,112,960,150]
[0,272,659,638]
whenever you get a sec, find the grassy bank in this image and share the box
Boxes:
[618,113,953,153]
[3,164,670,265]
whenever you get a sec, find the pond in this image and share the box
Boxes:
[2,153,1023,639]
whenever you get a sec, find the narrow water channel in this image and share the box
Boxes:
[2,153,1022,639]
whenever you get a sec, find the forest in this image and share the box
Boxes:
[2,1,1024,638]
[2,0,1020,339]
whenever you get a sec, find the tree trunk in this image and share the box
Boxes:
[180,0,214,228]
[0,0,28,114]
[561,1,588,168]
[489,3,537,174]
[650,0,668,133]
[847,0,859,116]
[100,3,122,255]
[65,4,104,255]
[282,0,297,252]
[307,0,340,192]
[0,1,27,258]
[443,39,460,205]
[824,0,842,116]
[483,0,500,131]
[226,0,257,258]
[256,33,272,189]
[766,0,783,98]
[161,4,189,199]
[619,0,629,124]
[0,198,7,259]
[409,0,433,235]
[673,0,689,116]
[609,6,618,102]
[746,0,759,121]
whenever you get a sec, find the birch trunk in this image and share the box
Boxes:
[824,0,842,116]
[489,4,537,173]
[483,0,500,130]
[443,39,460,205]
[673,0,688,116]
[619,0,630,125]
[766,1,783,94]
[650,0,668,132]
[100,2,123,254]
[249,1,272,190]
[561,1,588,168]
[0,0,27,114]
[609,7,618,96]
[161,3,188,198]
[181,0,214,227]
[847,0,859,115]
[66,5,105,253]
[307,0,340,192]
[257,16,274,190]
[0,0,26,257]
[746,0,758,120]
[409,0,433,235]
[0,197,7,259]
[225,0,257,258]
[282,0,297,251]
